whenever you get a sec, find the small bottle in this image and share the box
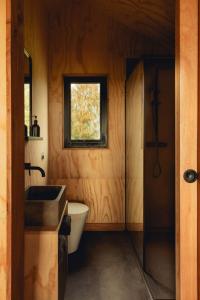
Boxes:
[24,124,28,140]
[31,116,40,137]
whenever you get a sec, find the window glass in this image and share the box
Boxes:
[71,83,101,140]
[24,83,31,135]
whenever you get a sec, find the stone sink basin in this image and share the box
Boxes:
[25,185,66,227]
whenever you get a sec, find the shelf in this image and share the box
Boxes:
[26,136,43,141]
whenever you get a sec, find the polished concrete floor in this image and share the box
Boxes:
[65,232,152,300]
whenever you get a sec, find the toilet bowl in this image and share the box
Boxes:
[68,202,89,254]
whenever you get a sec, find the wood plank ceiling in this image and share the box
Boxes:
[92,0,175,41]
[45,0,175,43]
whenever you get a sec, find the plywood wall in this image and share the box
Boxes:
[47,0,173,228]
[126,62,144,231]
[24,0,48,187]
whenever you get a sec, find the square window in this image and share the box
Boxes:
[64,76,108,148]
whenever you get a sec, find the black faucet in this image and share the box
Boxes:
[24,163,46,177]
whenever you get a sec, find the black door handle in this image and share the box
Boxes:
[183,169,199,183]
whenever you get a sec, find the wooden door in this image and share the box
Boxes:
[0,0,24,299]
[176,0,198,299]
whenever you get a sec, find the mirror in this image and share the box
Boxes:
[24,49,32,138]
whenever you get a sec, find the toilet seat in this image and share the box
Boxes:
[68,202,89,215]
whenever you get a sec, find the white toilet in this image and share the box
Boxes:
[68,202,89,254]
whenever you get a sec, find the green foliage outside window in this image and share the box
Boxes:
[24,83,30,135]
[71,83,100,140]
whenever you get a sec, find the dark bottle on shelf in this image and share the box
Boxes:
[30,116,40,137]
[24,124,28,140]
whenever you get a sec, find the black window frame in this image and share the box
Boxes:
[64,76,108,148]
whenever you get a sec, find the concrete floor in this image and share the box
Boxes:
[65,232,152,300]
[130,231,175,300]
[144,232,175,299]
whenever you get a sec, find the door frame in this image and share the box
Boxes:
[176,0,198,299]
[0,0,24,299]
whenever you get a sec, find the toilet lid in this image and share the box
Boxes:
[68,202,89,215]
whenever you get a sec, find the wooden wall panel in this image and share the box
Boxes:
[48,0,126,226]
[24,0,48,187]
[126,62,144,230]
[51,178,124,223]
[48,0,173,227]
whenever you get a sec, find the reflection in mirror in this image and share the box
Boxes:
[24,49,32,138]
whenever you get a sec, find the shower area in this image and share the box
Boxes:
[126,57,175,299]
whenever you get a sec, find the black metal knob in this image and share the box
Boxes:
[183,169,199,183]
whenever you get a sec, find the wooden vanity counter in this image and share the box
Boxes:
[24,200,68,300]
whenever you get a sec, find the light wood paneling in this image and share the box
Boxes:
[176,0,198,299]
[49,179,124,223]
[0,0,24,299]
[48,0,127,226]
[24,0,48,187]
[24,231,58,300]
[48,0,172,228]
[126,62,144,228]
